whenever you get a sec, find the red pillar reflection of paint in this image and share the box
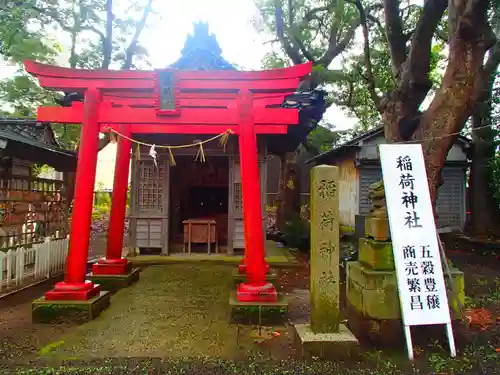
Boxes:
[92,125,132,276]
[236,89,277,302]
[45,88,102,301]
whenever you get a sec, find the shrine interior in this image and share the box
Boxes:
[169,155,229,251]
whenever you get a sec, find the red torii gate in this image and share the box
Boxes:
[24,60,312,303]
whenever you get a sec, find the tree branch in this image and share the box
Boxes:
[302,6,332,24]
[123,0,153,70]
[274,0,303,64]
[101,0,113,69]
[398,0,447,112]
[383,0,406,78]
[288,0,316,63]
[353,0,380,109]
[318,3,359,67]
[484,40,500,78]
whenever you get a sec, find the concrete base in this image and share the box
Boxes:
[346,261,465,320]
[232,268,278,285]
[346,303,463,347]
[32,291,111,324]
[229,291,288,325]
[294,323,359,360]
[86,268,140,292]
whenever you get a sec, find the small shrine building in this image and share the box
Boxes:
[26,23,325,311]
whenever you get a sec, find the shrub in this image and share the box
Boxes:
[281,212,310,250]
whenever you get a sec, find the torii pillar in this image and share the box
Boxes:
[43,88,103,301]
[88,125,140,291]
[236,89,277,302]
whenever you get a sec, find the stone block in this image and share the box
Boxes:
[294,323,359,360]
[365,216,390,241]
[229,292,288,325]
[87,268,140,293]
[32,291,111,324]
[346,261,465,320]
[358,238,395,271]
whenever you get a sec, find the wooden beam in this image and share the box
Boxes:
[38,106,83,124]
[37,76,300,92]
[37,105,298,125]
[102,91,293,100]
[105,95,287,108]
[179,78,301,91]
[100,124,288,134]
[25,59,312,81]
[24,59,154,80]
[37,76,154,92]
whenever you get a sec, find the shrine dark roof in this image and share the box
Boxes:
[0,118,76,171]
[307,126,471,164]
[169,22,235,71]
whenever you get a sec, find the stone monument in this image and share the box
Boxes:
[295,165,358,358]
[346,180,465,343]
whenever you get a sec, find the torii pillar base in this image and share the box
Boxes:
[91,257,131,275]
[89,259,140,293]
[236,282,278,303]
[33,290,111,324]
[44,281,101,301]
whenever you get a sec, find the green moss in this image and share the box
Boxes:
[340,225,355,233]
[358,238,394,270]
[39,340,65,355]
[32,303,89,324]
[310,294,340,333]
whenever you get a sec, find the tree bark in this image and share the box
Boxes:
[467,39,500,235]
[275,152,301,231]
[468,96,500,235]
[381,0,493,206]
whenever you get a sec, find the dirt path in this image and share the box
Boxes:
[37,264,298,362]
[0,278,75,362]
[0,230,126,362]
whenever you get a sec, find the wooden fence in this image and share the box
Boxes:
[0,174,69,250]
[0,236,69,295]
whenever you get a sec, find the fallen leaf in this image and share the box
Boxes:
[465,308,494,331]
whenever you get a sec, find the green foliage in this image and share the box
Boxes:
[0,74,60,117]
[94,181,111,217]
[281,212,309,250]
[0,1,60,63]
[31,164,53,177]
[305,124,339,153]
[0,0,155,149]
[51,124,82,150]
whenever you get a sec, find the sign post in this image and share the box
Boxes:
[379,144,456,360]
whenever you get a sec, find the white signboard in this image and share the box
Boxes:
[379,144,455,359]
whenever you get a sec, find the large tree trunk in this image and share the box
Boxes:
[381,0,493,206]
[275,152,301,231]
[467,77,500,235]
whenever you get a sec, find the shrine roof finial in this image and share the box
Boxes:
[169,22,235,71]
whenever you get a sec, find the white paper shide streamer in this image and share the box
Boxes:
[149,144,158,167]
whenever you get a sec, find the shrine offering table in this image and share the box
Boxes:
[183,218,218,254]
